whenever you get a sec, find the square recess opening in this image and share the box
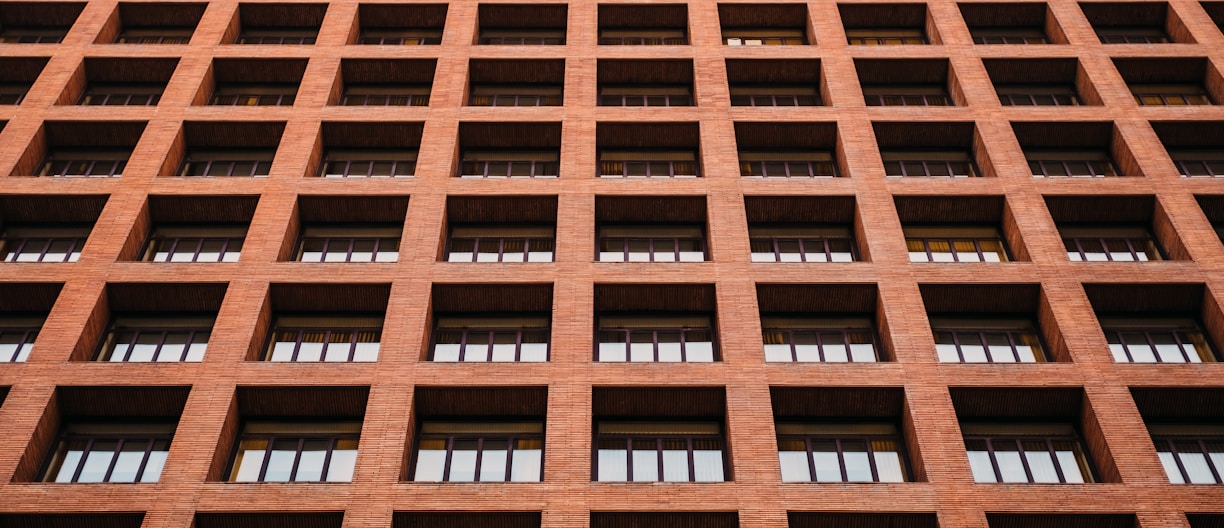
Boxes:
[0,514,145,528]
[195,513,344,528]
[468,59,565,107]
[745,195,864,262]
[12,121,146,178]
[1083,283,1224,364]
[595,196,709,262]
[718,4,811,45]
[12,385,190,482]
[1113,57,1221,106]
[332,59,435,107]
[1080,1,1192,43]
[920,283,1068,363]
[405,386,549,482]
[895,195,1028,262]
[1197,194,1224,243]
[1132,387,1224,485]
[426,283,554,362]
[0,57,48,105]
[840,3,939,44]
[950,387,1120,483]
[249,283,391,363]
[119,195,258,263]
[0,194,107,264]
[592,386,730,482]
[476,4,567,44]
[856,58,961,107]
[208,386,369,482]
[736,123,843,178]
[726,59,825,107]
[983,58,1101,106]
[441,195,558,263]
[284,196,407,264]
[593,513,739,528]
[312,122,423,178]
[394,513,542,528]
[59,57,178,106]
[72,282,227,363]
[1153,121,1224,177]
[597,122,701,178]
[758,283,890,362]
[197,58,306,107]
[594,283,718,362]
[598,4,688,45]
[987,514,1138,528]
[227,2,326,44]
[161,121,286,177]
[790,513,938,528]
[771,386,923,482]
[1012,122,1141,178]
[456,122,562,178]
[0,282,63,363]
[873,122,993,178]
[960,2,1066,44]
[0,2,85,43]
[598,59,694,107]
[1045,195,1187,262]
[352,3,446,45]
[98,2,206,44]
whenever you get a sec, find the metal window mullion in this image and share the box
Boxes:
[514,328,523,361]
[348,328,359,362]
[834,438,849,482]
[1046,437,1070,483]
[457,329,469,361]
[1004,330,1022,362]
[863,435,881,482]
[982,438,1004,482]
[148,330,170,361]
[1170,330,1192,363]
[1198,438,1224,483]
[1012,438,1037,482]
[100,438,126,482]
[1123,237,1142,261]
[1071,237,1087,261]
[121,328,141,361]
[133,438,157,481]
[319,437,336,481]
[472,437,485,481]
[951,331,966,363]
[814,330,825,362]
[1114,330,1136,362]
[1142,331,1163,363]
[290,329,304,362]
[70,438,96,482]
[34,237,53,262]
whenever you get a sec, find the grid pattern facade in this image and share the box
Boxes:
[0,0,1223,526]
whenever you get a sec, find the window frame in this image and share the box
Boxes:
[1,224,91,263]
[356,27,442,45]
[41,423,175,483]
[478,28,566,45]
[37,149,129,178]
[904,226,1011,263]
[94,315,214,363]
[444,224,556,263]
[339,84,430,107]
[1060,225,1164,262]
[595,313,718,362]
[599,28,687,45]
[996,84,1082,106]
[761,315,880,362]
[598,85,693,107]
[1099,316,1219,363]
[594,421,728,482]
[776,423,911,482]
[1150,424,1224,484]
[1169,150,1224,177]
[227,422,361,482]
[208,83,298,106]
[729,84,822,106]
[931,316,1048,363]
[1026,150,1120,178]
[319,149,417,178]
[596,225,708,262]
[1131,84,1214,106]
[177,149,275,177]
[294,224,402,263]
[963,423,1097,484]
[429,315,552,362]
[0,27,68,43]
[411,421,546,483]
[114,26,194,44]
[862,85,953,106]
[739,151,839,178]
[458,150,560,178]
[0,317,43,362]
[748,225,857,262]
[469,84,564,107]
[970,27,1049,44]
[236,27,318,45]
[140,224,246,263]
[845,28,928,45]
[598,150,700,178]
[1095,26,1171,43]
[881,150,979,178]
[722,28,807,46]
[263,315,383,362]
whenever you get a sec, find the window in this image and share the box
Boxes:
[882,152,978,178]
[1100,317,1218,363]
[430,316,549,362]
[445,226,555,263]
[971,28,1048,44]
[95,316,211,362]
[178,150,274,177]
[229,422,359,482]
[413,422,544,482]
[964,423,1095,483]
[598,226,706,262]
[1096,27,1169,43]
[208,84,296,106]
[470,85,563,106]
[933,318,1046,363]
[0,27,67,43]
[1027,151,1119,177]
[762,316,878,362]
[600,28,686,45]
[0,84,30,104]
[237,29,316,44]
[339,85,429,106]
[598,86,691,107]
[596,315,716,362]
[595,422,725,482]
[37,150,128,178]
[750,227,855,263]
[319,150,416,177]
[42,424,173,483]
[79,84,162,106]
[1131,84,1213,105]
[357,28,442,45]
[1,225,89,262]
[0,318,41,362]
[599,151,698,178]
[264,316,381,362]
[730,85,821,106]
[846,29,926,45]
[1151,425,1224,484]
[997,85,1082,106]
[739,151,838,178]
[905,226,1010,263]
[115,27,192,44]
[723,29,806,45]
[1170,151,1224,177]
[295,225,400,263]
[1062,226,1162,262]
[141,225,245,262]
[479,29,565,45]
[863,86,951,106]
[459,151,558,178]
[777,423,908,482]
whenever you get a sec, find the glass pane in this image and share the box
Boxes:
[821,332,848,362]
[511,438,543,482]
[685,339,715,362]
[1151,332,1186,363]
[109,441,149,482]
[841,440,872,482]
[295,439,328,481]
[693,442,724,482]
[598,439,628,482]
[994,441,1028,482]
[463,332,491,362]
[413,439,448,481]
[966,440,996,482]
[1158,451,1185,483]
[811,441,841,482]
[479,439,509,481]
[1023,441,1059,483]
[270,332,298,362]
[449,439,478,481]
[597,331,627,362]
[661,439,689,482]
[297,332,325,362]
[78,441,118,482]
[959,333,988,363]
[232,438,268,481]
[873,449,905,482]
[657,331,682,362]
[52,440,87,482]
[129,332,160,362]
[141,445,168,482]
[158,332,188,362]
[326,441,358,482]
[1123,332,1156,363]
[632,439,660,481]
[263,438,299,482]
[1175,442,1215,483]
[778,439,810,482]
[1053,441,1087,483]
[629,331,654,362]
